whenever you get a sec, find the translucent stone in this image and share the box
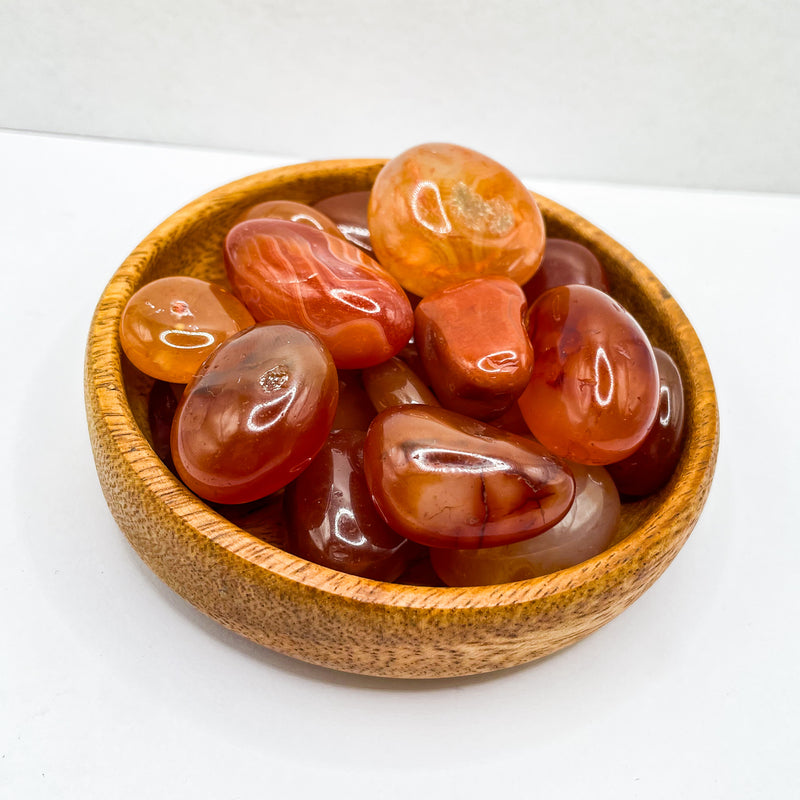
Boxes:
[120,276,254,383]
[239,199,344,239]
[363,405,575,549]
[368,143,546,297]
[361,357,440,412]
[225,219,414,369]
[607,348,686,496]
[171,322,338,504]
[522,238,609,304]
[312,191,374,255]
[285,430,420,581]
[518,285,660,465]
[430,463,620,586]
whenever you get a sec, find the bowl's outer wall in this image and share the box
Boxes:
[85,160,719,678]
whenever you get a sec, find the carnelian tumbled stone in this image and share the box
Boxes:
[368,143,546,297]
[361,357,440,412]
[225,219,414,369]
[312,191,374,255]
[285,430,420,581]
[120,276,254,383]
[518,285,659,465]
[238,200,344,239]
[522,238,610,305]
[607,348,686,496]
[414,276,533,420]
[431,463,620,586]
[363,406,575,549]
[171,322,338,504]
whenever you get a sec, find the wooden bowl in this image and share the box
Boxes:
[85,159,719,678]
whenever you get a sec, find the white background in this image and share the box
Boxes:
[1,0,799,192]
[2,129,799,799]
[2,2,799,798]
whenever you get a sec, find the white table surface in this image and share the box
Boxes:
[2,129,798,799]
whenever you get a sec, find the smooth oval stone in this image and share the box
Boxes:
[362,357,440,412]
[171,322,338,504]
[368,143,546,297]
[415,276,533,419]
[120,276,255,383]
[518,285,659,465]
[431,463,620,585]
[285,430,420,581]
[522,238,609,304]
[331,370,376,432]
[225,219,414,369]
[607,348,686,496]
[312,191,374,255]
[363,405,575,549]
[238,199,344,239]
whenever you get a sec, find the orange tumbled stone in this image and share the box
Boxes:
[430,463,620,586]
[362,357,440,412]
[368,143,545,297]
[225,219,414,369]
[518,285,660,465]
[119,276,254,383]
[238,200,344,239]
[414,276,533,420]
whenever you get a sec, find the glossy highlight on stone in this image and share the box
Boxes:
[519,285,660,465]
[285,430,419,581]
[362,357,440,412]
[415,276,533,419]
[522,238,610,305]
[431,463,620,585]
[607,348,686,496]
[171,322,338,504]
[120,276,255,383]
[363,405,575,549]
[312,191,374,255]
[225,219,414,369]
[239,199,344,239]
[368,143,546,297]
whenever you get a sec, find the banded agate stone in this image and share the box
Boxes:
[225,219,413,369]
[363,406,575,549]
[431,463,620,586]
[368,143,546,297]
[285,430,419,581]
[171,322,338,504]
[414,276,533,419]
[120,276,254,383]
[519,285,659,465]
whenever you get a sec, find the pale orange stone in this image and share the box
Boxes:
[368,143,545,297]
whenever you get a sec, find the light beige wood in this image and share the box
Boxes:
[85,159,719,678]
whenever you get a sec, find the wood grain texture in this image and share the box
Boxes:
[85,159,719,678]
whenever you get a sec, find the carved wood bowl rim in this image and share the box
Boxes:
[85,158,719,677]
